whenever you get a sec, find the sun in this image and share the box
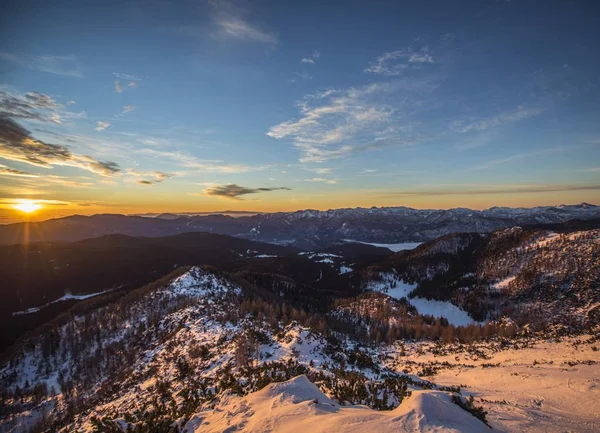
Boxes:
[13,200,42,214]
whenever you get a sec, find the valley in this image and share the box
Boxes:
[0,208,599,433]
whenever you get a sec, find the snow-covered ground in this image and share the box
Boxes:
[11,289,112,316]
[343,240,422,252]
[390,336,600,433]
[184,375,490,433]
[368,274,478,326]
[299,252,354,275]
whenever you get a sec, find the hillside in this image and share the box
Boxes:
[0,267,489,432]
[361,225,600,328]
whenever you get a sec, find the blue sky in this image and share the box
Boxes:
[1,0,599,221]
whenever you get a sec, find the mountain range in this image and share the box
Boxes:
[1,203,598,246]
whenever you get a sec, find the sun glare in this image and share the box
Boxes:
[13,200,42,214]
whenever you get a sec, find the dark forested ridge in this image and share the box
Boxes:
[0,233,388,351]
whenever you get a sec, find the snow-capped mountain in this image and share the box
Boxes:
[1,203,598,246]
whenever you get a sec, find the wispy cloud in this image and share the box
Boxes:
[95,121,110,131]
[122,105,136,115]
[453,106,545,133]
[0,163,39,178]
[471,146,571,171]
[127,169,174,185]
[301,50,320,64]
[204,184,290,200]
[114,80,138,93]
[112,73,140,93]
[302,177,338,184]
[380,184,600,197]
[0,117,121,176]
[43,175,94,188]
[113,72,141,81]
[0,52,83,78]
[365,46,435,76]
[305,167,332,174]
[138,148,258,173]
[267,79,437,162]
[215,17,278,45]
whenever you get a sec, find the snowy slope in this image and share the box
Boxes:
[184,375,491,433]
[386,336,600,433]
[366,272,479,326]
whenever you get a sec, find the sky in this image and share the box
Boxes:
[1,0,599,223]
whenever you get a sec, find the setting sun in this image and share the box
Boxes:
[13,200,42,214]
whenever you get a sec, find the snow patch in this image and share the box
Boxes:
[343,240,422,252]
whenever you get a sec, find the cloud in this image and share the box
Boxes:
[114,80,137,93]
[0,89,85,125]
[0,163,38,178]
[43,175,94,188]
[470,146,570,171]
[267,79,435,162]
[127,169,173,185]
[303,177,338,184]
[270,41,552,164]
[292,72,312,80]
[305,167,332,174]
[0,117,121,176]
[301,50,320,64]
[453,106,545,133]
[112,73,141,93]
[365,46,435,76]
[36,55,83,77]
[204,184,290,200]
[380,184,600,198]
[215,17,278,45]
[122,105,136,114]
[95,121,110,131]
[113,72,141,81]
[139,148,259,173]
[114,78,138,94]
[0,53,83,77]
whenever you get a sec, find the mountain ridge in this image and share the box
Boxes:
[1,203,599,246]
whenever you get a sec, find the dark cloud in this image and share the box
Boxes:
[204,184,291,200]
[0,90,61,123]
[0,116,120,176]
[137,180,153,185]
